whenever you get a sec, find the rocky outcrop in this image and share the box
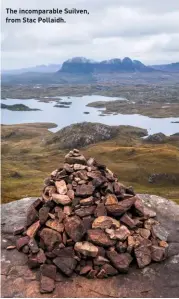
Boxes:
[1,194,179,298]
[45,122,147,149]
[146,133,166,143]
[45,122,121,148]
[148,173,178,184]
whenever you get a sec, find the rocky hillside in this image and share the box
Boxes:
[45,122,147,149]
[152,62,179,73]
[1,123,179,204]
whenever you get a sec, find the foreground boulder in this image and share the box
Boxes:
[3,149,173,296]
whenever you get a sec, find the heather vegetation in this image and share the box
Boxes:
[1,122,179,204]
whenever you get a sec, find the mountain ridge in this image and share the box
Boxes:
[59,56,155,74]
[151,62,179,73]
[2,64,61,75]
[2,58,179,85]
[2,58,179,75]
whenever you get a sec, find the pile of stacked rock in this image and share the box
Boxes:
[13,149,169,293]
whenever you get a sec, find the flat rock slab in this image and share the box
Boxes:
[1,195,179,298]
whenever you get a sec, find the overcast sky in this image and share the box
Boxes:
[1,0,179,69]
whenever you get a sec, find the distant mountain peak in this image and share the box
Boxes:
[122,57,133,63]
[133,60,144,65]
[59,56,154,74]
[66,57,96,64]
[101,58,122,64]
[2,64,61,75]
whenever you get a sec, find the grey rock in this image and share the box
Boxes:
[146,133,166,143]
[152,224,169,241]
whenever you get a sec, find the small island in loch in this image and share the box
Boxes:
[1,103,41,111]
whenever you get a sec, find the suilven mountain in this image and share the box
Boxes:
[2,57,179,85]
[58,57,154,74]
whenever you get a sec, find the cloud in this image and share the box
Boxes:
[92,8,179,38]
[1,0,179,69]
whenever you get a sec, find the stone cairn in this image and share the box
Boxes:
[12,149,169,293]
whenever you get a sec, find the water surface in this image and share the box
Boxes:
[1,95,179,135]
